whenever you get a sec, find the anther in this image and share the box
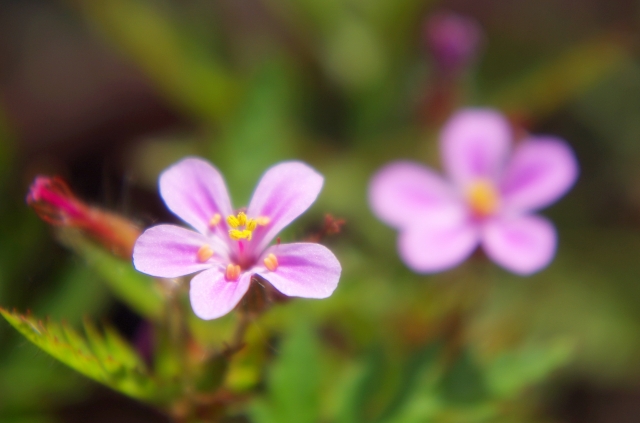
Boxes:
[196,245,214,262]
[264,253,278,272]
[209,213,221,228]
[227,215,240,228]
[237,212,247,226]
[255,216,270,226]
[225,263,241,281]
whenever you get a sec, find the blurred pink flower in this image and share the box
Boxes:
[133,158,341,319]
[369,109,578,275]
[424,11,483,73]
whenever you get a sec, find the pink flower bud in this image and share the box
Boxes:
[424,11,483,73]
[27,176,141,259]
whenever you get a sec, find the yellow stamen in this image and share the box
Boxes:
[196,244,214,262]
[229,229,244,241]
[225,212,269,241]
[466,179,499,217]
[227,215,240,228]
[209,213,221,228]
[225,263,241,281]
[264,253,278,272]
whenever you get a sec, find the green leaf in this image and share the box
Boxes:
[251,321,322,423]
[485,339,574,398]
[0,308,168,402]
[439,350,488,406]
[486,36,629,118]
[74,0,239,123]
[59,232,164,319]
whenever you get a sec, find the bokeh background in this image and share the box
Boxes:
[1,0,640,422]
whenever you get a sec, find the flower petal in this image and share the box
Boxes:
[247,162,323,252]
[133,225,224,278]
[368,161,461,229]
[500,137,578,212]
[441,109,512,186]
[398,217,479,273]
[159,157,234,235]
[481,215,556,275]
[189,268,252,320]
[256,243,341,298]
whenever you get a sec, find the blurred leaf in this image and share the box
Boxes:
[0,415,55,423]
[485,339,574,398]
[487,36,629,119]
[439,350,488,405]
[376,342,442,423]
[251,321,321,423]
[213,59,296,204]
[34,261,110,322]
[74,0,239,122]
[0,308,168,402]
[59,232,164,319]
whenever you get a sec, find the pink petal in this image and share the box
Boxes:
[255,243,341,298]
[189,268,252,320]
[481,215,557,275]
[398,217,479,273]
[247,162,323,252]
[500,137,578,213]
[159,157,234,235]
[368,161,461,229]
[133,225,224,278]
[441,109,512,187]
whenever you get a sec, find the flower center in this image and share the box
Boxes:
[226,211,270,241]
[466,179,499,218]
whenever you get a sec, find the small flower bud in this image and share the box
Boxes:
[26,176,141,260]
[424,11,483,74]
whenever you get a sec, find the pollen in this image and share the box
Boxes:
[264,253,278,272]
[196,244,214,262]
[226,212,270,241]
[466,179,499,218]
[225,263,241,281]
[209,213,221,228]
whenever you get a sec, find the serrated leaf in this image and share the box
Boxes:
[59,232,164,319]
[0,308,169,402]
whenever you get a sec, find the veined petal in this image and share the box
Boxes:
[247,161,323,252]
[159,157,234,235]
[133,225,223,278]
[189,268,252,320]
[481,215,556,275]
[368,161,460,229]
[441,109,511,186]
[256,243,341,298]
[500,137,578,213]
[398,217,479,273]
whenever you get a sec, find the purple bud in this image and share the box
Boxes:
[424,11,483,73]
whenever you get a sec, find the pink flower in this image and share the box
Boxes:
[133,158,341,319]
[369,109,578,275]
